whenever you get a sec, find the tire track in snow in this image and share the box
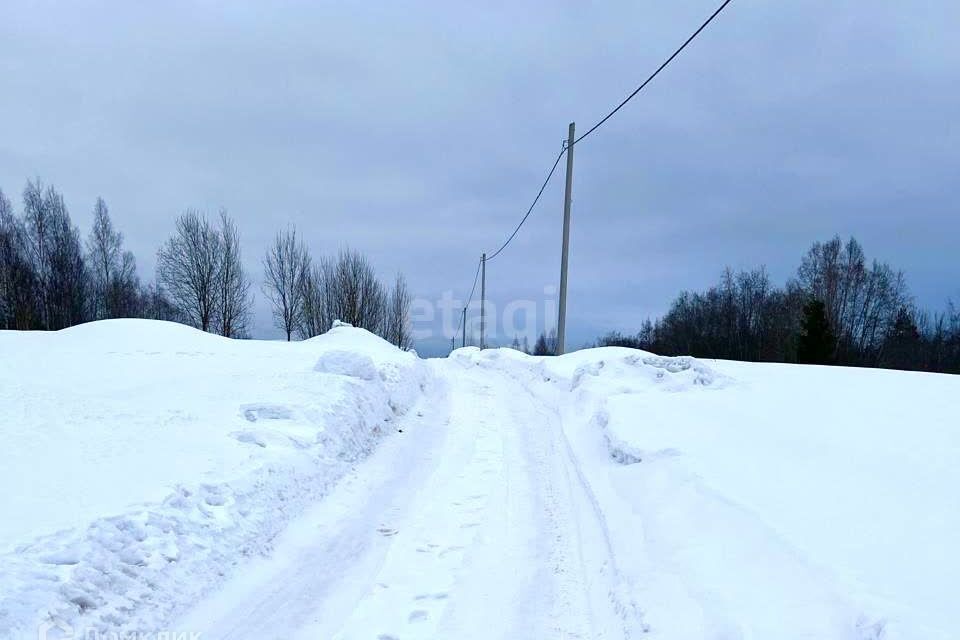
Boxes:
[176,356,631,639]
[491,354,647,637]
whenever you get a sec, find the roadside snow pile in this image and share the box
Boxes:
[314,350,378,380]
[470,346,960,640]
[0,320,428,639]
[566,351,731,464]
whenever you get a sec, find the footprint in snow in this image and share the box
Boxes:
[377,527,398,537]
[408,610,428,623]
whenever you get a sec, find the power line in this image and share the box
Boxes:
[485,147,566,262]
[455,257,483,334]
[452,141,562,343]
[454,0,735,350]
[480,0,734,266]
[574,0,734,145]
[465,257,482,309]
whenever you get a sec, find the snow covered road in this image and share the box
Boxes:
[4,323,957,639]
[177,357,633,639]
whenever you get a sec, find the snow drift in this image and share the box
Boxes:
[464,346,960,640]
[0,320,427,638]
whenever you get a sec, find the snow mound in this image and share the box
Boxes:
[0,320,430,638]
[564,353,729,464]
[571,352,728,393]
[314,350,379,380]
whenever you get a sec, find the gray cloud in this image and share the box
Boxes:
[2,0,958,352]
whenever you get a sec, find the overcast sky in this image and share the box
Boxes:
[2,1,958,353]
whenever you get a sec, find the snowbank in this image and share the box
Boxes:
[0,320,429,638]
[462,346,960,640]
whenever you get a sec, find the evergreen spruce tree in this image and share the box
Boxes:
[533,331,550,356]
[797,299,834,364]
[883,305,922,370]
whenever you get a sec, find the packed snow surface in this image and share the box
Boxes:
[1,320,957,639]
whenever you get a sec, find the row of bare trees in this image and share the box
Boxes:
[1,179,412,347]
[1,181,178,331]
[156,210,252,337]
[598,236,960,373]
[262,228,412,348]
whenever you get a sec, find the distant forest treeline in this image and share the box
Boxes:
[0,180,411,347]
[598,236,960,374]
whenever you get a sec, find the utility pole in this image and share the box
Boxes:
[461,307,466,348]
[480,253,486,349]
[557,122,575,355]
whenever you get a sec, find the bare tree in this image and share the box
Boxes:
[157,210,222,332]
[385,273,413,349]
[138,282,181,323]
[214,210,252,338]
[86,197,140,319]
[298,261,332,339]
[87,197,120,319]
[296,248,399,343]
[108,250,141,318]
[0,189,14,326]
[46,207,89,330]
[262,226,311,341]
[329,248,386,333]
[22,179,53,326]
[0,188,38,329]
[797,236,909,364]
[20,181,89,330]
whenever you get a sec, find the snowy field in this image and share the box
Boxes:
[1,320,957,639]
[0,321,428,638]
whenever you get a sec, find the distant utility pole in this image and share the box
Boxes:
[557,122,575,356]
[480,253,487,349]
[461,307,466,348]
